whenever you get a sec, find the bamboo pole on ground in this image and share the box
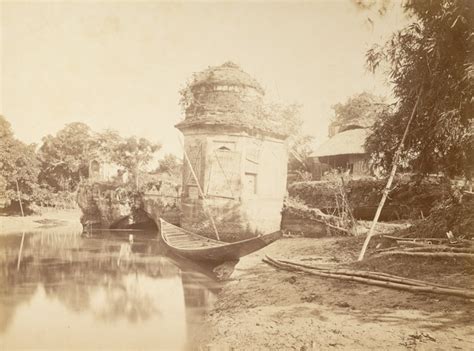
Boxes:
[375,251,474,259]
[276,258,454,289]
[264,256,474,299]
[358,88,423,261]
[178,135,220,241]
[380,235,448,243]
[374,244,474,254]
[403,247,474,253]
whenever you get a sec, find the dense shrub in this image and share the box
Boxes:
[288,177,452,220]
[398,193,474,239]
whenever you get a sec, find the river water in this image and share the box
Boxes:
[0,225,221,350]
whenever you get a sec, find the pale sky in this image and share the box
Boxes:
[0,0,408,158]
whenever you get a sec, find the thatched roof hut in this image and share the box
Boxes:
[312,128,369,158]
[310,128,371,178]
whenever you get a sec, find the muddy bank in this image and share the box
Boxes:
[192,237,473,350]
[0,209,82,235]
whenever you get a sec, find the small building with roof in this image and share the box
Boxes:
[310,116,375,179]
[311,128,371,177]
[176,62,289,240]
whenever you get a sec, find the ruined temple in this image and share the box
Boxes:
[176,62,289,240]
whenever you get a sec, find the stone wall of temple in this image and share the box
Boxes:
[179,127,287,241]
[176,62,289,240]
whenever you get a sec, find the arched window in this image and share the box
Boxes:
[90,160,100,179]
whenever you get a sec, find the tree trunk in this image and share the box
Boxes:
[15,179,24,217]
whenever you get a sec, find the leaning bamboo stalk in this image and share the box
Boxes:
[358,88,423,261]
[276,258,454,289]
[178,135,220,241]
[263,256,474,299]
[375,251,474,259]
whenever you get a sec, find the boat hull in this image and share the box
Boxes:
[159,219,282,265]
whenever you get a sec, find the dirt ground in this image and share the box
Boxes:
[0,209,82,235]
[192,237,474,350]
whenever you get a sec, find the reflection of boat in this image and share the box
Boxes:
[159,219,281,265]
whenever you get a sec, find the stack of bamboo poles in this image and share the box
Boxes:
[373,235,474,259]
[263,255,474,299]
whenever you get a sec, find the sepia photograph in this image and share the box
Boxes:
[0,0,472,350]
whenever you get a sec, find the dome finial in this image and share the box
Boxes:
[221,61,240,69]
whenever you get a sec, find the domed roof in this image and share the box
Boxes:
[189,61,265,95]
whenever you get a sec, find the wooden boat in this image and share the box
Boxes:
[159,218,282,265]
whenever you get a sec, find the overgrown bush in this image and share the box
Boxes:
[288,176,452,220]
[398,193,474,239]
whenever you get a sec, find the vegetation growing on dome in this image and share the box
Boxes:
[189,61,264,93]
[177,62,303,139]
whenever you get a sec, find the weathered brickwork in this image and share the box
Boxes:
[176,62,288,240]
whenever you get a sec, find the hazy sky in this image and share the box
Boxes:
[0,1,408,157]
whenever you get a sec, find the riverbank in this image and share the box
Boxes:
[192,236,474,350]
[0,209,82,235]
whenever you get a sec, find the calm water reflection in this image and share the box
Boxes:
[0,226,221,350]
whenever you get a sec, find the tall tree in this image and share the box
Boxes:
[0,116,40,206]
[111,136,161,189]
[365,0,473,179]
[38,122,94,191]
[91,129,123,163]
[330,92,388,136]
[156,153,183,179]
